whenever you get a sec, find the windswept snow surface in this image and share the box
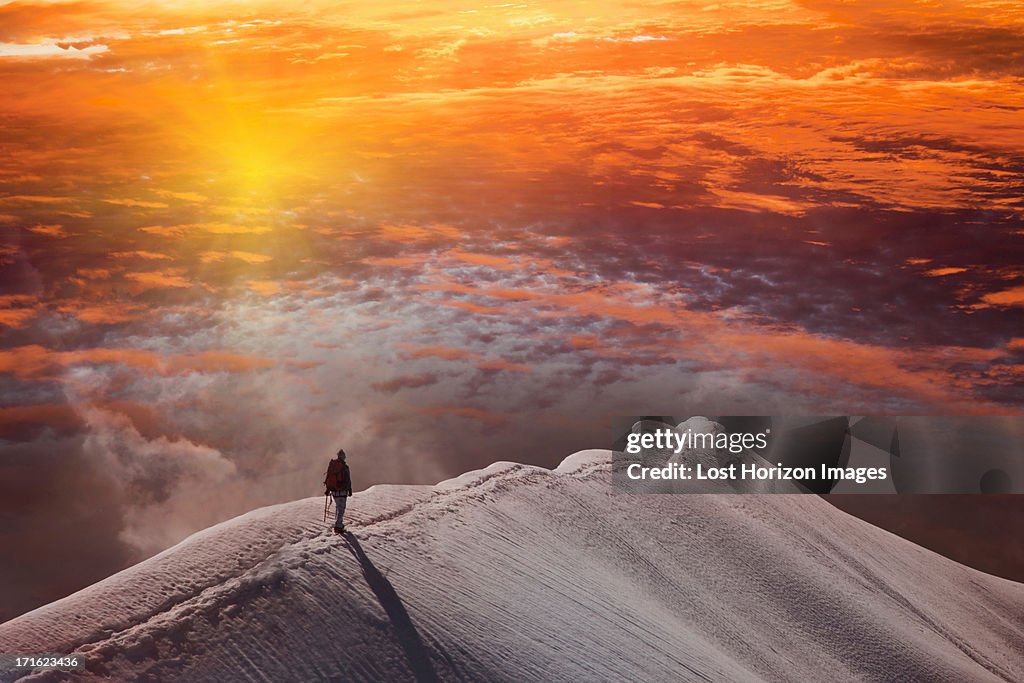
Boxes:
[2,450,1023,682]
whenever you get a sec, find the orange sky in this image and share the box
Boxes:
[1,0,1023,620]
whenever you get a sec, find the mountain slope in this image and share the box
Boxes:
[2,450,1022,682]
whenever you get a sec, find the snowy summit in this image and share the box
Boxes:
[1,450,1022,681]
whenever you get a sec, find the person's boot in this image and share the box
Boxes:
[333,525,345,534]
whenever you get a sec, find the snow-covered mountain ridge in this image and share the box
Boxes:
[2,450,1022,681]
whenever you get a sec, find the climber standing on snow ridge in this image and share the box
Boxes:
[324,448,353,534]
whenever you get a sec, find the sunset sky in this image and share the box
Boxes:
[2,0,1023,619]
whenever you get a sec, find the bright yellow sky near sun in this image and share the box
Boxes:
[4,0,1022,212]
[2,0,1023,310]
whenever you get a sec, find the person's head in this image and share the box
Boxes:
[336,448,346,461]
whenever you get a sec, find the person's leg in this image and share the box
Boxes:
[333,493,347,529]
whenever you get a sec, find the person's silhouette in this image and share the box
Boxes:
[324,448,353,533]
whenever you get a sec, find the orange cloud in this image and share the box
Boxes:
[0,345,162,380]
[27,223,66,237]
[446,250,517,269]
[0,345,275,381]
[926,267,968,277]
[141,222,272,236]
[103,198,169,209]
[76,268,112,280]
[978,285,1024,308]
[199,250,273,264]
[56,302,143,325]
[0,294,37,328]
[364,255,428,267]
[477,359,531,373]
[156,190,208,202]
[247,280,282,296]
[124,270,192,291]
[197,222,273,235]
[0,308,38,328]
[0,195,71,204]
[110,250,172,260]
[379,223,462,242]
[569,335,600,349]
[0,403,83,440]
[401,344,479,361]
[0,294,35,306]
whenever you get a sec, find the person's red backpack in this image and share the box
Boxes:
[324,459,351,493]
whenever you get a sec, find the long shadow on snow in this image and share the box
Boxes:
[344,532,440,683]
